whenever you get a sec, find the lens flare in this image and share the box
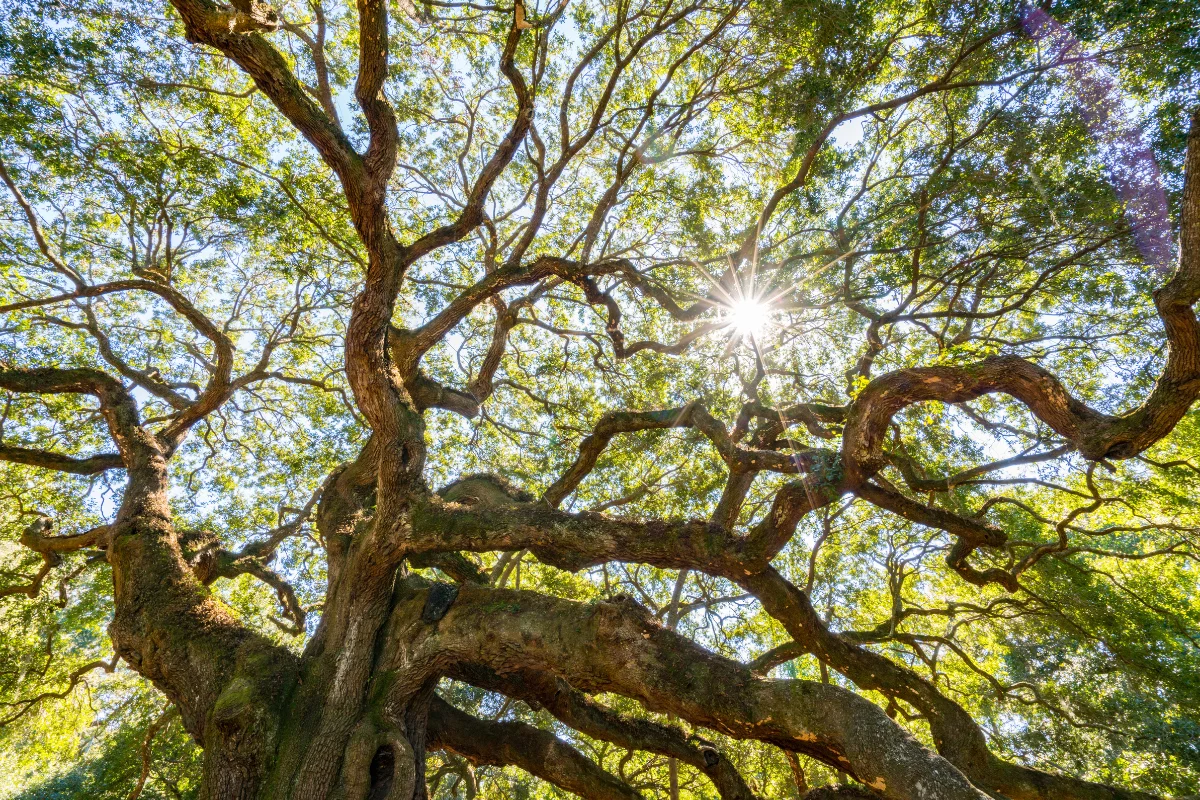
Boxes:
[1021,7,1170,272]
[724,298,770,341]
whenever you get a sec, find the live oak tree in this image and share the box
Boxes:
[1,0,1199,798]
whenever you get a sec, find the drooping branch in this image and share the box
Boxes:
[127,705,178,800]
[186,535,309,634]
[842,353,1190,481]
[542,406,700,507]
[851,481,1017,590]
[0,549,61,601]
[0,155,84,287]
[465,297,519,405]
[0,655,118,726]
[179,485,325,633]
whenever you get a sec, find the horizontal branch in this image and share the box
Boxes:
[0,444,122,474]
[410,492,738,573]
[20,516,111,554]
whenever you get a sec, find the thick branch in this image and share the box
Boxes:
[410,491,740,573]
[737,567,1160,800]
[843,112,1200,478]
[428,695,642,800]
[0,444,122,474]
[354,0,398,187]
[167,0,360,183]
[20,516,110,554]
[388,583,988,800]
[453,664,758,800]
[0,367,153,468]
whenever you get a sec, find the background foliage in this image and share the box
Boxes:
[1,0,1198,796]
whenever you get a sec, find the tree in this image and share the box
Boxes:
[1,0,1198,798]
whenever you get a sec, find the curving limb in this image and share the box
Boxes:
[3,4,1196,800]
[0,656,118,726]
[428,694,643,800]
[841,113,1200,475]
[736,567,1162,800]
[387,582,989,800]
[451,664,760,800]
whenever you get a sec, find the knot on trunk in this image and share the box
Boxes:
[421,582,459,624]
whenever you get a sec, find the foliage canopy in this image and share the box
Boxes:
[1,0,1198,798]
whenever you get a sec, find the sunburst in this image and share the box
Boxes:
[721,296,771,341]
[698,261,784,350]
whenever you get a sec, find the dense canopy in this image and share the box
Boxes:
[1,0,1199,798]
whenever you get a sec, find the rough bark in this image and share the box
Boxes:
[386,582,989,800]
[428,695,642,800]
[4,1,1197,797]
[452,664,759,800]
